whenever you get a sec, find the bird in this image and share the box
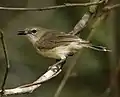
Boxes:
[17,27,111,64]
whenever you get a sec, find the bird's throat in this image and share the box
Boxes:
[26,34,38,44]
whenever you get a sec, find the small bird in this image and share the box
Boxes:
[18,27,110,62]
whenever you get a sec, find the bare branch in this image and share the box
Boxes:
[0,30,10,97]
[0,1,103,11]
[69,12,92,35]
[19,59,65,88]
[0,59,65,95]
[69,0,105,35]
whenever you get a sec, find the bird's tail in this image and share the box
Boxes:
[84,44,111,52]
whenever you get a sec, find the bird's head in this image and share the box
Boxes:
[18,27,46,43]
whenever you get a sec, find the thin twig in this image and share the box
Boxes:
[0,30,10,97]
[103,4,120,11]
[0,1,103,11]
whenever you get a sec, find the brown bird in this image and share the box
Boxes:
[18,27,111,63]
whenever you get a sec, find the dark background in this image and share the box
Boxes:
[0,0,119,97]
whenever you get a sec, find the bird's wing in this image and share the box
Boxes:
[35,30,89,49]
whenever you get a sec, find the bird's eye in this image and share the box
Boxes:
[31,29,37,33]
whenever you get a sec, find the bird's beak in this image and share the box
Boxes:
[17,30,27,35]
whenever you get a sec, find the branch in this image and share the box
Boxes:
[0,1,103,11]
[69,0,105,35]
[103,4,120,11]
[69,12,92,35]
[0,59,65,95]
[0,30,10,97]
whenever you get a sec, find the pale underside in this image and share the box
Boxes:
[35,42,85,59]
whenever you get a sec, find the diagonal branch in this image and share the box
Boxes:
[0,59,65,95]
[69,0,105,35]
[69,12,92,35]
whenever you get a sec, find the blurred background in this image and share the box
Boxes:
[0,0,119,97]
